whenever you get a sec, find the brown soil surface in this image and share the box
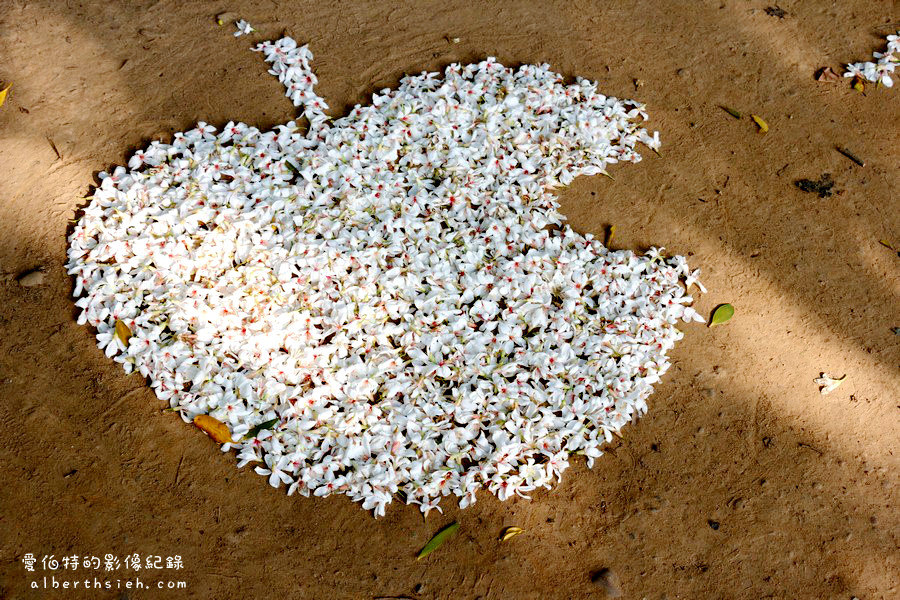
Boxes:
[1,1,898,599]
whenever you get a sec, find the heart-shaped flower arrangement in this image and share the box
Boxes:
[67,37,705,516]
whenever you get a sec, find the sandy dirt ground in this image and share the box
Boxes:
[0,1,898,599]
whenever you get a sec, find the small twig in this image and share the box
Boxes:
[719,105,742,119]
[797,442,823,455]
[878,240,900,257]
[174,454,184,486]
[47,137,61,161]
[836,146,865,167]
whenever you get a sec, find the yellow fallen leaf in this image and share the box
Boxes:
[499,526,524,541]
[114,319,133,347]
[193,414,234,443]
[605,225,616,248]
[0,83,11,109]
[852,77,865,93]
[751,114,768,133]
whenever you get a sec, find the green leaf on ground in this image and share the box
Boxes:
[417,522,460,560]
[243,418,279,440]
[709,304,734,327]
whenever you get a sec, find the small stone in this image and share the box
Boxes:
[17,269,46,287]
[591,568,622,597]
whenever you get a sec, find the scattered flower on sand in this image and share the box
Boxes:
[844,31,899,88]
[814,373,846,395]
[234,19,255,37]
[67,36,704,517]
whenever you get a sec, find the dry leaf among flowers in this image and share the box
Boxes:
[193,414,234,443]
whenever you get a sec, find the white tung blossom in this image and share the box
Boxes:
[234,19,255,37]
[844,31,899,88]
[67,37,705,517]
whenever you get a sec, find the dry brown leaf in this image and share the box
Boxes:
[815,67,840,82]
[193,414,234,443]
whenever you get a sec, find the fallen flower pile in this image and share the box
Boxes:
[844,31,899,88]
[67,35,705,516]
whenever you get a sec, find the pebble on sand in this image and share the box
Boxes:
[591,568,622,597]
[17,269,46,287]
